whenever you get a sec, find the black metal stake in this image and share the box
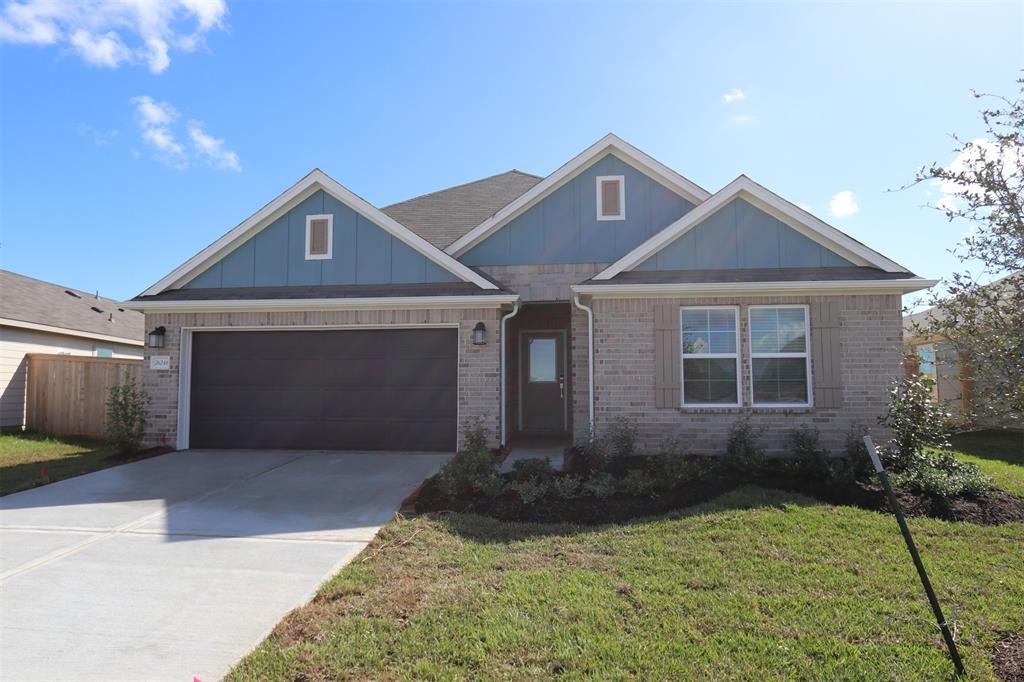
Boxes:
[863,436,966,678]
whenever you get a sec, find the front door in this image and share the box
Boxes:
[520,332,566,434]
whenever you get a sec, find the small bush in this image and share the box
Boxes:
[435,419,499,498]
[510,457,555,483]
[891,453,992,499]
[582,472,616,499]
[785,425,832,480]
[566,437,607,475]
[838,427,875,482]
[606,417,639,459]
[508,478,553,506]
[880,375,952,472]
[722,416,766,474]
[105,380,149,456]
[619,469,659,498]
[551,474,584,500]
[649,454,712,490]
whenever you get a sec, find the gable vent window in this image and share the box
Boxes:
[596,175,625,221]
[305,214,334,260]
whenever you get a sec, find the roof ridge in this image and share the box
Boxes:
[0,269,123,305]
[382,169,541,210]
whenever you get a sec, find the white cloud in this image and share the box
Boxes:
[0,0,227,73]
[78,122,118,146]
[131,95,239,171]
[722,88,746,103]
[188,120,240,171]
[829,190,859,218]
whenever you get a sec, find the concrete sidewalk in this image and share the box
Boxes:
[0,449,449,682]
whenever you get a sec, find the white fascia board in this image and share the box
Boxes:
[141,170,496,296]
[445,133,712,257]
[593,176,908,280]
[0,317,144,346]
[571,278,938,298]
[122,294,520,313]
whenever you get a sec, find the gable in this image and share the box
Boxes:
[635,198,853,271]
[183,189,459,289]
[458,154,695,266]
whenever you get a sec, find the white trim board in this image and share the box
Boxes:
[572,278,938,298]
[445,133,711,257]
[123,294,520,313]
[0,317,144,346]
[593,175,910,280]
[140,169,497,296]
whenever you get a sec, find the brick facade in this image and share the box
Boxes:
[141,307,503,450]
[586,293,903,454]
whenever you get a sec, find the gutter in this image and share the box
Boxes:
[572,278,939,298]
[499,300,521,446]
[121,294,521,313]
[572,293,595,441]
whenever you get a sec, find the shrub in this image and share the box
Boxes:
[566,437,607,475]
[839,427,875,482]
[105,380,149,456]
[510,457,555,483]
[891,453,992,499]
[551,474,584,500]
[508,478,553,506]
[649,453,713,490]
[605,417,639,459]
[435,419,499,498]
[722,416,765,474]
[785,425,832,480]
[619,469,659,498]
[581,471,617,500]
[879,375,952,472]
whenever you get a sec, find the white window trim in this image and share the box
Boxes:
[679,305,741,408]
[304,214,334,260]
[748,304,813,408]
[596,175,625,221]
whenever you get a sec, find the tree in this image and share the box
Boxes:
[907,79,1024,424]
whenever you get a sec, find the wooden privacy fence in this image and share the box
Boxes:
[26,354,143,437]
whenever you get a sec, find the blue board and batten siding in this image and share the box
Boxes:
[184,190,458,288]
[459,154,695,266]
[635,198,853,271]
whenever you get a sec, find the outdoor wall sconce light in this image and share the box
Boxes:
[472,322,487,345]
[148,326,166,349]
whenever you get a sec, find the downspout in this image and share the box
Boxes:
[499,300,521,447]
[572,293,595,441]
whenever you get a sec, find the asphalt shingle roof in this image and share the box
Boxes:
[381,170,542,249]
[0,270,144,342]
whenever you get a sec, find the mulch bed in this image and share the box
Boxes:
[415,464,1024,527]
[995,635,1024,681]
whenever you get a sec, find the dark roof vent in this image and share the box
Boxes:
[64,290,82,299]
[90,306,103,313]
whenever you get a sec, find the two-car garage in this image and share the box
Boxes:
[187,328,458,452]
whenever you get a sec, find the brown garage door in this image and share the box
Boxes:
[189,328,457,451]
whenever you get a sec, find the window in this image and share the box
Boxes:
[528,337,557,382]
[596,175,625,221]
[749,305,812,406]
[94,348,113,358]
[305,214,333,260]
[680,306,740,406]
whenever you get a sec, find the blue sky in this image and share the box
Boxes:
[1,1,1020,303]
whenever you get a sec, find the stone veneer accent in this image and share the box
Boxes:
[141,307,503,451]
[588,293,903,453]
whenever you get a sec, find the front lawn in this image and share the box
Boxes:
[1,432,129,496]
[231,454,1024,680]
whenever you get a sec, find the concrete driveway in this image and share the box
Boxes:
[0,449,449,682]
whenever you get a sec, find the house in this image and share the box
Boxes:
[124,134,935,454]
[903,274,1019,428]
[1,270,145,431]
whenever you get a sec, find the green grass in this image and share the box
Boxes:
[0,432,125,496]
[230,433,1024,682]
[946,429,1024,496]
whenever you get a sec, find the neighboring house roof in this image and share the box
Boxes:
[0,270,144,345]
[138,169,499,297]
[593,175,910,280]
[381,170,542,249]
[903,272,1020,340]
[445,134,713,257]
